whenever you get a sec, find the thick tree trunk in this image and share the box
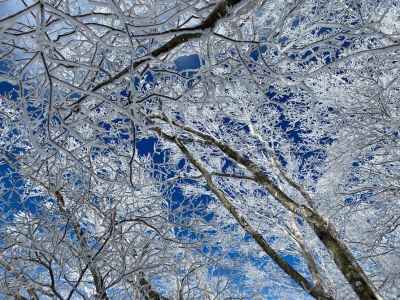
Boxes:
[160,121,383,300]
[173,136,334,300]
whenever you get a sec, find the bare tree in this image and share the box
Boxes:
[1,0,399,299]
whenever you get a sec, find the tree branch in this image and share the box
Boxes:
[159,119,383,300]
[157,129,333,300]
[70,0,246,109]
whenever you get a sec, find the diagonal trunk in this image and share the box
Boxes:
[172,135,334,300]
[156,121,383,300]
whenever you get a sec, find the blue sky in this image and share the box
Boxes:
[0,2,365,297]
[0,47,319,299]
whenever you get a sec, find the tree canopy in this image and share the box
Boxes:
[0,0,399,299]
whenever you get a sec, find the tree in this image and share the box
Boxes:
[0,0,399,299]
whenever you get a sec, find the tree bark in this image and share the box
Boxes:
[170,134,334,300]
[158,121,383,300]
